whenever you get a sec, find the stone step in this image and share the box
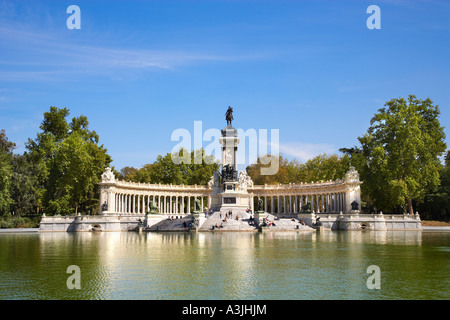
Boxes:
[146,216,193,231]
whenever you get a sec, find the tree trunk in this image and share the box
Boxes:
[408,198,414,215]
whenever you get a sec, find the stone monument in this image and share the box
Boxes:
[208,107,254,215]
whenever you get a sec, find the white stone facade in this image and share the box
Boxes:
[98,166,363,216]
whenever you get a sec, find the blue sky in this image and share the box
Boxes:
[1,0,449,171]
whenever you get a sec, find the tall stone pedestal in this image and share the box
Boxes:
[208,125,254,216]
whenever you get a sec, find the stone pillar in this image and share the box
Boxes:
[264,196,268,213]
[187,196,191,214]
[271,196,274,214]
[316,194,320,213]
[334,194,338,213]
[137,195,140,214]
[182,196,185,213]
[277,196,281,214]
[321,195,324,213]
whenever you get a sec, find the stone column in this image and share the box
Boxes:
[187,196,191,214]
[264,196,268,213]
[277,196,281,214]
[321,194,325,213]
[182,196,185,213]
[334,193,337,213]
[338,193,342,213]
[271,196,274,214]
[316,194,320,213]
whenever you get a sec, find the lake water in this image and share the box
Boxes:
[0,230,449,300]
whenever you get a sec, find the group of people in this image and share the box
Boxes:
[219,210,235,220]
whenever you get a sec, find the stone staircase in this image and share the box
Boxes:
[200,211,257,231]
[260,214,315,231]
[146,215,193,232]
[199,212,314,231]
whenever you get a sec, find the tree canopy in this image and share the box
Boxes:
[26,106,112,215]
[0,130,15,216]
[246,153,351,185]
[357,95,446,213]
[119,148,220,186]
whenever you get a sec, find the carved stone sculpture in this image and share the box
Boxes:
[101,167,115,183]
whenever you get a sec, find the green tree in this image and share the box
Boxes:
[120,148,219,185]
[26,107,112,215]
[246,154,292,185]
[418,150,450,220]
[358,95,446,214]
[297,154,350,183]
[0,130,15,216]
[118,166,138,181]
[247,153,350,185]
[10,153,41,215]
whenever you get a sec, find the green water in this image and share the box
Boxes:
[0,231,449,300]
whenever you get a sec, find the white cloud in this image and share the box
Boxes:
[277,142,338,162]
[0,25,260,82]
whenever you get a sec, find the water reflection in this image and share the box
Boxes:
[0,231,448,300]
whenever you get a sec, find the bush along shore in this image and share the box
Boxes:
[0,216,41,229]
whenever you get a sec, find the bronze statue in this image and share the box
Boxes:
[225,106,234,126]
[221,164,238,182]
[257,198,264,212]
[301,202,311,213]
[195,198,201,212]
